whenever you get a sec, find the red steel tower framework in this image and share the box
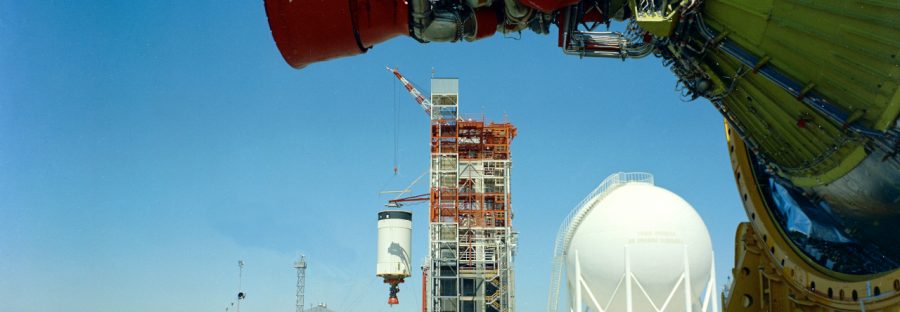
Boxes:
[426,78,517,312]
[388,69,517,312]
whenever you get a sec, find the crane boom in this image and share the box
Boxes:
[386,67,431,116]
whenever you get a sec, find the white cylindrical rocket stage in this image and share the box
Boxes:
[376,210,412,305]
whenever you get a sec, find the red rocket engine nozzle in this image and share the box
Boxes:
[264,0,410,69]
[385,278,402,305]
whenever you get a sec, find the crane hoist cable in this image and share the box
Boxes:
[386,66,433,116]
[387,66,436,176]
[393,71,399,175]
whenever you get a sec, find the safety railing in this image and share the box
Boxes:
[546,172,654,312]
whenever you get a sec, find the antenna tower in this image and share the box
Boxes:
[294,255,307,312]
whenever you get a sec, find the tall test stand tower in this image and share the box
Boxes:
[429,78,517,312]
[396,73,518,312]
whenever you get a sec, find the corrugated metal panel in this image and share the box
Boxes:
[431,78,459,94]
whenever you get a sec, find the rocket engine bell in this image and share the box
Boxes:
[263,0,514,69]
[376,210,412,305]
[263,0,409,69]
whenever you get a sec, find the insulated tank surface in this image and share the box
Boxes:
[549,173,718,312]
[567,182,713,311]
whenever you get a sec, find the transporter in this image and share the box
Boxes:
[265,0,900,310]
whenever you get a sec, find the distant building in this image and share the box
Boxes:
[306,303,335,312]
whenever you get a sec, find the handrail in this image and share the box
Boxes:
[546,172,655,312]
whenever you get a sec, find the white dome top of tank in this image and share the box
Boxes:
[551,172,714,312]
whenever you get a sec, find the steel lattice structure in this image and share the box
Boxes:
[294,255,307,312]
[425,78,517,312]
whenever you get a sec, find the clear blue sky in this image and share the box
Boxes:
[0,1,744,311]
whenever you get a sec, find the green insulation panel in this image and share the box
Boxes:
[698,0,899,186]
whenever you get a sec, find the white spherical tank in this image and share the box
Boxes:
[565,182,713,312]
[376,210,412,279]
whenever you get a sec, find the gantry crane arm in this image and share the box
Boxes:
[386,194,429,208]
[386,66,432,116]
[383,172,429,208]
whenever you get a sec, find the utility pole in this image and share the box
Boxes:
[237,260,245,312]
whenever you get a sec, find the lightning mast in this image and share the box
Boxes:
[294,255,307,312]
[236,260,245,312]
